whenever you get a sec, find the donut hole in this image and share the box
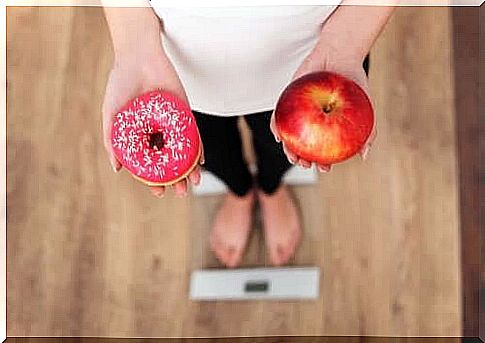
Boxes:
[149,132,165,150]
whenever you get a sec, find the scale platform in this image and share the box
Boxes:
[192,165,318,196]
[190,267,320,301]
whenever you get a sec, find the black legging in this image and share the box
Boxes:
[193,110,291,196]
[194,56,370,197]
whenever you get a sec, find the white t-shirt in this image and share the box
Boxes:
[150,5,340,116]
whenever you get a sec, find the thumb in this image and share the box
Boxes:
[269,112,281,143]
[108,147,122,173]
[103,126,122,173]
[102,102,122,173]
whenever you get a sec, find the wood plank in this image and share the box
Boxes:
[7,7,77,336]
[6,6,461,338]
[479,4,485,341]
[451,6,481,337]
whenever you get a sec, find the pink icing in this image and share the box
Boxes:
[111,90,200,184]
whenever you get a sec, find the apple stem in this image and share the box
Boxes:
[323,102,335,114]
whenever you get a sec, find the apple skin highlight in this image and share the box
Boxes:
[274,71,374,166]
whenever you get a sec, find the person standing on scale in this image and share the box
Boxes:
[102,1,396,267]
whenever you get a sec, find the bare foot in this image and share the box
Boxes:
[210,190,255,268]
[258,185,302,266]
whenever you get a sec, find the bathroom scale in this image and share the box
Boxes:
[189,267,320,301]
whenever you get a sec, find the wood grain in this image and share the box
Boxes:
[6,6,461,337]
[478,4,485,340]
[451,6,481,338]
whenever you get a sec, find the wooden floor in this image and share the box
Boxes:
[6,6,461,337]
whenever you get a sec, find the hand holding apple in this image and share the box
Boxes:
[270,53,375,172]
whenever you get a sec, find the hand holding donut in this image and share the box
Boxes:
[102,53,204,198]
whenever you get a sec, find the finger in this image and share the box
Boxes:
[367,123,377,146]
[360,144,371,161]
[298,159,312,169]
[188,166,201,185]
[109,153,122,173]
[103,128,122,173]
[282,143,298,165]
[150,186,166,198]
[104,138,122,173]
[317,164,332,173]
[269,113,281,143]
[199,143,205,165]
[172,179,188,197]
[102,99,123,173]
[360,128,376,161]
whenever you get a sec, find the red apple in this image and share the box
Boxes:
[274,71,374,165]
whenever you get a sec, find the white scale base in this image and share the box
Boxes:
[192,164,318,196]
[190,267,320,301]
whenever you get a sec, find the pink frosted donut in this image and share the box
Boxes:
[111,90,201,186]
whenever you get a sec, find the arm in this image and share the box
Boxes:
[314,3,397,66]
[103,5,166,63]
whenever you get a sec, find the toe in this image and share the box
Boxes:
[278,243,291,266]
[210,237,225,261]
[281,244,295,266]
[269,243,284,266]
[210,239,242,268]
[221,245,243,268]
[225,246,242,268]
[269,236,299,267]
